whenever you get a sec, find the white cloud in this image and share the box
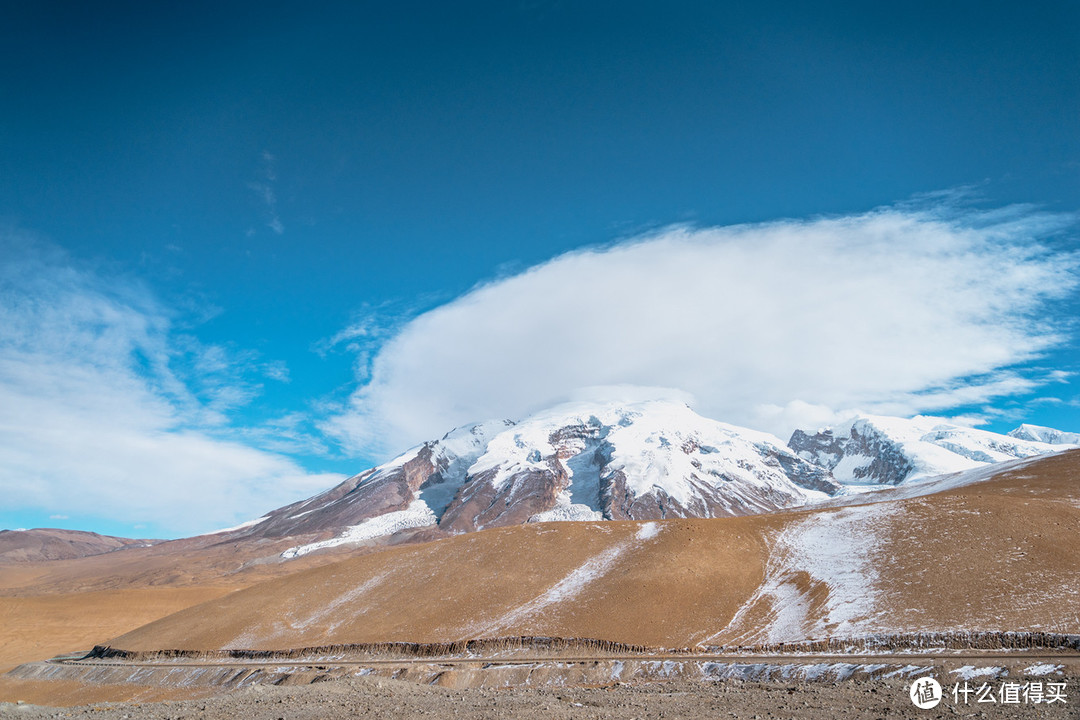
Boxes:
[324,203,1078,455]
[0,232,341,536]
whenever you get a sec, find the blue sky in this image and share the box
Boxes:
[1,1,1078,537]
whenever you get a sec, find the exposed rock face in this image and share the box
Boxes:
[773,453,840,495]
[233,421,513,541]
[789,415,1067,486]
[439,462,567,533]
[790,424,914,486]
[788,428,845,471]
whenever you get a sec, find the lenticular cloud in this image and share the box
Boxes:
[325,204,1078,457]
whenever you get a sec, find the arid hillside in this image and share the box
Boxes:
[0,523,420,674]
[110,450,1080,653]
[112,516,773,651]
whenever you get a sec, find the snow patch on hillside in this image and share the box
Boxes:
[950,665,1006,680]
[1024,663,1064,676]
[713,503,900,645]
[202,516,270,535]
[529,495,604,523]
[280,501,436,559]
[636,521,661,540]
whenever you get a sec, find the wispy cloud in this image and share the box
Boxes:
[322,200,1079,456]
[313,299,436,382]
[0,231,340,535]
[248,150,284,235]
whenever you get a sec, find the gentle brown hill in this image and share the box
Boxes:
[0,524,420,674]
[111,517,773,650]
[0,528,154,563]
[0,587,232,674]
[110,450,1080,653]
[0,521,425,597]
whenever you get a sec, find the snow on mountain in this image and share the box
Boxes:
[280,500,437,559]
[241,400,842,554]
[238,419,513,542]
[232,401,1075,555]
[438,400,840,532]
[1008,423,1080,446]
[789,415,1067,486]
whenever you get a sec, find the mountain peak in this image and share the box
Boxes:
[790,414,1069,485]
[1007,423,1080,446]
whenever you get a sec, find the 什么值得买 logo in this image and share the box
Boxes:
[910,677,942,709]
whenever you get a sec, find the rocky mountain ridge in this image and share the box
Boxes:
[232,400,843,557]
[788,414,1072,486]
[213,403,1076,557]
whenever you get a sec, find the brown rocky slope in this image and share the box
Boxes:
[108,450,1080,653]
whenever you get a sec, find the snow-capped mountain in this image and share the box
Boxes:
[789,415,1071,486]
[439,400,840,532]
[1008,423,1080,446]
[248,400,840,555]
[231,403,1076,557]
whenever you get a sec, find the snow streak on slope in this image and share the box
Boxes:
[280,501,436,558]
[286,573,389,635]
[713,504,900,645]
[466,520,667,639]
[473,543,631,635]
[202,516,269,535]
